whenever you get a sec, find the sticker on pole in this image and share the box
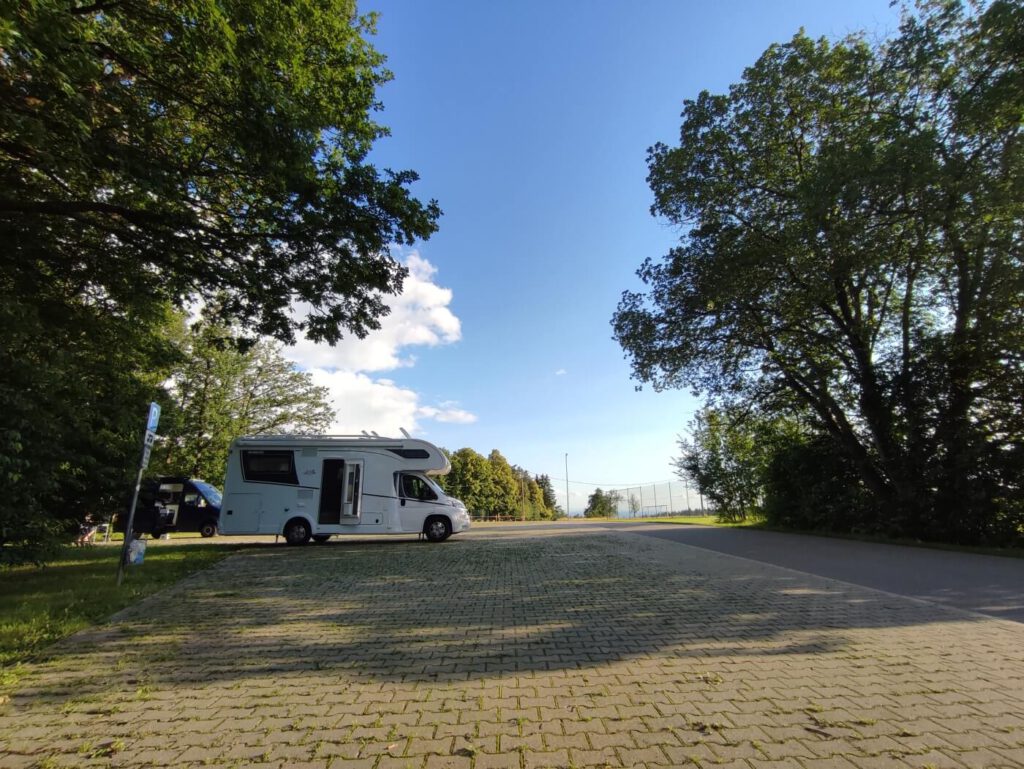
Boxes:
[128,538,146,565]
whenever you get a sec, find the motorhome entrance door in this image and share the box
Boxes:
[318,460,362,524]
[318,460,345,524]
[342,462,361,519]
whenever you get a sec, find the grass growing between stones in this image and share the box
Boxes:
[0,542,239,681]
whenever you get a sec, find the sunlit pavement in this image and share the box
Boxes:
[2,526,1023,768]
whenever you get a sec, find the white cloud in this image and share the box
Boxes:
[284,252,475,435]
[285,253,461,372]
[418,404,478,424]
[555,368,567,376]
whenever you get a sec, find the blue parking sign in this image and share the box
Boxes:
[146,402,161,432]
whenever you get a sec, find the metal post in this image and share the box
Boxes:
[668,483,674,515]
[521,477,526,521]
[116,463,145,586]
[564,453,570,517]
[117,402,159,585]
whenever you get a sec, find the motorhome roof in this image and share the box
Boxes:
[229,434,449,470]
[233,434,424,445]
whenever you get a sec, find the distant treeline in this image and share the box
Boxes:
[437,448,561,520]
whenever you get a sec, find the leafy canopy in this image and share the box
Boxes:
[614,0,1024,544]
[151,317,335,487]
[1,0,440,343]
[0,0,440,561]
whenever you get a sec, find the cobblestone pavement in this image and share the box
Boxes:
[2,527,1024,769]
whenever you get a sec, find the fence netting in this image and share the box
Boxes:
[613,480,712,517]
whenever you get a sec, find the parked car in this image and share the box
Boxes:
[120,477,223,538]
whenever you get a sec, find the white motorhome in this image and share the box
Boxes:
[220,434,470,544]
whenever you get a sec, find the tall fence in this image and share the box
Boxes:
[612,480,712,518]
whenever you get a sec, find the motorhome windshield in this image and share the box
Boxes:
[422,475,445,498]
[192,481,222,507]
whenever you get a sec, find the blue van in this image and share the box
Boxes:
[134,476,223,538]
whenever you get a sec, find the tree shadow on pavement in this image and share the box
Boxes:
[10,528,1005,713]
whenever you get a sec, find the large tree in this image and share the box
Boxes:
[1,0,439,560]
[535,474,562,518]
[614,1,1024,544]
[583,488,621,518]
[440,449,559,519]
[438,447,492,518]
[485,450,520,518]
[676,407,799,522]
[2,0,439,343]
[152,320,335,487]
[0,300,177,563]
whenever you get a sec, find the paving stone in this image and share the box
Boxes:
[1,530,1022,769]
[473,753,521,769]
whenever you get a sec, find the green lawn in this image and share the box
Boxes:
[648,514,752,527]
[1,541,240,687]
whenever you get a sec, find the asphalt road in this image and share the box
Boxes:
[470,520,1024,623]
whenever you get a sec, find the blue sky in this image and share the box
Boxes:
[286,0,902,514]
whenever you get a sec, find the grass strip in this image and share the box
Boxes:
[1,541,240,684]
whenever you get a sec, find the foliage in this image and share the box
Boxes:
[486,450,520,518]
[440,448,493,516]
[1,0,438,560]
[535,474,563,518]
[0,298,177,565]
[761,435,876,534]
[627,494,642,518]
[150,318,334,487]
[614,1,1024,545]
[675,407,792,522]
[1,0,440,345]
[584,488,621,518]
[439,448,559,519]
[509,466,552,520]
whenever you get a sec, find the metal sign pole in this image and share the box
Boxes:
[116,402,160,585]
[116,463,146,586]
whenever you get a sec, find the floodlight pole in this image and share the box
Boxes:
[564,453,570,518]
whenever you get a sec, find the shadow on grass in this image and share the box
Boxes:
[0,542,264,671]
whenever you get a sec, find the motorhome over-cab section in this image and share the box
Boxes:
[220,435,471,544]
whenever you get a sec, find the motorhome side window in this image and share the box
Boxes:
[241,450,299,485]
[397,473,437,501]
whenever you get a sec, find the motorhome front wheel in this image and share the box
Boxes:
[283,518,312,545]
[424,516,452,542]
